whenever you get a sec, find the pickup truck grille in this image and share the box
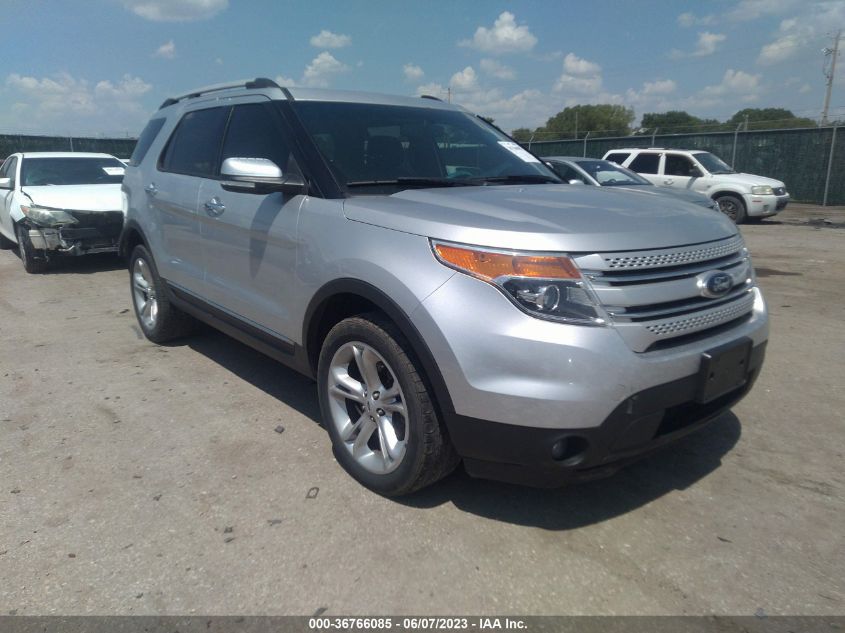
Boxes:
[574,235,756,352]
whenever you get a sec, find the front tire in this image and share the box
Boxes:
[129,244,194,343]
[318,314,459,496]
[16,224,48,274]
[715,194,747,223]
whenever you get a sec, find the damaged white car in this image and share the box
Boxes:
[0,152,125,273]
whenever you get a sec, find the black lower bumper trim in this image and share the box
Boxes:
[446,342,766,487]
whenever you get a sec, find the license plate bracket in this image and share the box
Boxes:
[696,338,753,403]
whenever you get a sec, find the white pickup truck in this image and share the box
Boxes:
[603,148,789,223]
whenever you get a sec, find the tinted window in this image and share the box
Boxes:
[129,118,166,166]
[0,156,17,187]
[694,152,735,174]
[160,107,229,177]
[549,162,587,183]
[20,157,125,186]
[293,102,558,192]
[221,103,297,173]
[629,153,660,174]
[664,154,695,176]
[575,160,651,186]
[604,152,630,165]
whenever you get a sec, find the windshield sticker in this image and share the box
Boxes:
[102,167,125,176]
[498,141,540,163]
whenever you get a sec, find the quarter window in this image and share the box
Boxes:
[604,152,630,165]
[130,118,166,167]
[629,153,660,174]
[160,107,229,177]
[0,156,17,188]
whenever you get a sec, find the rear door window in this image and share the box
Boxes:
[629,153,660,174]
[604,152,630,165]
[160,107,230,177]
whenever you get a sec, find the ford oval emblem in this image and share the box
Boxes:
[697,271,733,298]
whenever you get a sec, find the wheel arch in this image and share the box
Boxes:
[119,220,149,259]
[303,278,456,419]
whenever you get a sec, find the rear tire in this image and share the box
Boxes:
[129,244,194,343]
[715,194,747,223]
[318,313,459,496]
[16,224,48,274]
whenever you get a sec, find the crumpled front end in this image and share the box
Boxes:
[23,207,125,255]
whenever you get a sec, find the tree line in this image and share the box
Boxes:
[510,106,821,142]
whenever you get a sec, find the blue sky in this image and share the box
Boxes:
[1,0,843,137]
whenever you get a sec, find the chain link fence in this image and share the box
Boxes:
[0,134,136,161]
[526,126,844,206]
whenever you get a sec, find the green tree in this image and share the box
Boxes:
[727,108,816,130]
[638,111,723,134]
[534,104,635,139]
[511,127,533,142]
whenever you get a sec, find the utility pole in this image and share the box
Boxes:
[822,29,841,126]
[447,87,451,104]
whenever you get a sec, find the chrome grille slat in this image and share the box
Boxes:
[581,235,756,352]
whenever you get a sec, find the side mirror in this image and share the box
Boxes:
[568,179,586,185]
[690,166,703,178]
[0,177,11,189]
[220,157,306,194]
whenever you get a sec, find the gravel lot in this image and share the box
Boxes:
[1,204,843,616]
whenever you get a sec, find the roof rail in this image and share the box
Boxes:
[420,95,442,101]
[158,77,282,110]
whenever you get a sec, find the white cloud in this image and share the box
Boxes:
[677,11,715,27]
[302,51,349,87]
[726,0,802,23]
[460,11,537,54]
[757,3,844,65]
[3,72,152,135]
[693,32,726,57]
[121,0,227,21]
[554,53,602,95]
[450,66,478,92]
[403,63,424,81]
[153,40,176,59]
[642,79,677,95]
[562,53,601,76]
[309,30,351,49]
[480,59,515,80]
[701,69,762,102]
[274,74,298,87]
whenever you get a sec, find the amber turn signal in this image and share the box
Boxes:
[433,242,580,280]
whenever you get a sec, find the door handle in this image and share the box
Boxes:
[204,197,226,217]
[144,183,158,196]
[663,179,674,185]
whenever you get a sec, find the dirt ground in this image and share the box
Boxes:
[0,203,842,615]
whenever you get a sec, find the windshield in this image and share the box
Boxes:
[574,160,652,186]
[694,152,735,174]
[291,102,560,193]
[21,157,125,186]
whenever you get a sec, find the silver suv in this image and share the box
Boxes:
[122,78,769,496]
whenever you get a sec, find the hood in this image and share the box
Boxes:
[614,185,715,208]
[707,172,785,188]
[21,184,123,212]
[343,184,737,252]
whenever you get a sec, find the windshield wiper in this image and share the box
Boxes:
[473,174,561,185]
[346,177,478,189]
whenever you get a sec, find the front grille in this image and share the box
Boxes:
[574,235,757,352]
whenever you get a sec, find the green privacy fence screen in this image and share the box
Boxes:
[526,126,844,206]
[0,134,137,162]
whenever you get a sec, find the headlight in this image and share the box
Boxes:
[20,204,78,227]
[432,241,608,326]
[751,185,773,195]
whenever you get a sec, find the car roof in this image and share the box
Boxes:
[19,152,118,159]
[607,148,707,154]
[544,156,605,162]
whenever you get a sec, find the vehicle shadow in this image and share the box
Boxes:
[182,329,322,424]
[174,329,741,530]
[397,412,741,530]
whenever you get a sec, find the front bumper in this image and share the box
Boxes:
[744,193,789,217]
[413,272,768,486]
[26,210,124,255]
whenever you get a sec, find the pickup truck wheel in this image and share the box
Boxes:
[16,224,48,274]
[129,245,194,343]
[715,194,747,223]
[318,314,459,496]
